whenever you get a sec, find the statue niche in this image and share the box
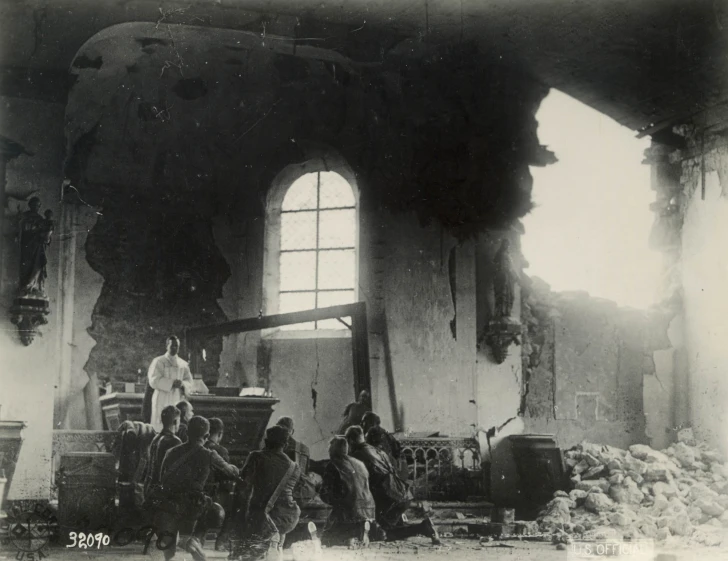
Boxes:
[483,238,522,363]
[10,197,54,345]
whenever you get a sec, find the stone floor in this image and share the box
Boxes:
[2,536,728,561]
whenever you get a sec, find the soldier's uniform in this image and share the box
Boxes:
[284,436,310,472]
[145,429,182,495]
[229,427,301,561]
[320,455,376,546]
[177,421,189,443]
[149,441,239,561]
[204,440,235,513]
[349,440,439,544]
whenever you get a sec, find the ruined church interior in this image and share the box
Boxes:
[1,0,728,559]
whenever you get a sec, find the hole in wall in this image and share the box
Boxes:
[522,89,658,309]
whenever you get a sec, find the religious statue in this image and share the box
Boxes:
[18,197,54,298]
[492,238,518,319]
[10,197,53,345]
[482,238,522,364]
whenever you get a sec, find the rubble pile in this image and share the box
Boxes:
[537,430,728,546]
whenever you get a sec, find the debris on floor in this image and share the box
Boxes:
[537,431,728,547]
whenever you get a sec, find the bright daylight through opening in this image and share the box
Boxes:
[522,89,661,310]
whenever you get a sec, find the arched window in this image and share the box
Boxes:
[265,168,358,332]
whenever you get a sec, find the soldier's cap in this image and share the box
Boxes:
[265,425,289,445]
[366,426,388,445]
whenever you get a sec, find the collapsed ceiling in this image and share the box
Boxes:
[64,22,549,235]
[1,0,726,138]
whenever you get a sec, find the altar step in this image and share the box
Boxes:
[23,500,496,547]
[409,500,494,521]
[289,500,495,538]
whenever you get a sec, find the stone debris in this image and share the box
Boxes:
[537,432,728,547]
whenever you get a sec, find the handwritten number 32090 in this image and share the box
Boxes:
[67,532,111,549]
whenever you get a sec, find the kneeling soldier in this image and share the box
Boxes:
[149,416,240,561]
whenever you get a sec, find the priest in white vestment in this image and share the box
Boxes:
[148,335,193,431]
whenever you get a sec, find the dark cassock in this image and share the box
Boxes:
[141,381,154,424]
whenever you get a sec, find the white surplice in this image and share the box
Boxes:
[148,352,193,431]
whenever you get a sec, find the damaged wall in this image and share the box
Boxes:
[0,18,551,496]
[647,132,728,456]
[58,23,548,455]
[474,228,526,503]
[263,338,354,456]
[56,202,105,430]
[677,145,728,454]
[374,213,478,438]
[520,280,673,452]
[214,204,481,460]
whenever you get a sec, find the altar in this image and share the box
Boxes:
[99,303,370,466]
[99,391,278,464]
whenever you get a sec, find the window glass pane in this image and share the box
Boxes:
[280,252,316,291]
[279,291,316,331]
[318,290,355,307]
[318,250,356,289]
[318,209,356,249]
[282,174,318,210]
[281,211,316,250]
[319,172,355,208]
[317,290,353,330]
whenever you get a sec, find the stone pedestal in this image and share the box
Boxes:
[99,392,279,465]
[482,318,522,364]
[10,296,50,346]
[0,420,27,510]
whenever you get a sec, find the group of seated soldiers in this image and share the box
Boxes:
[120,393,439,561]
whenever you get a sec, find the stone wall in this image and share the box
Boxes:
[521,279,673,451]
[214,208,482,460]
[1,23,552,496]
[60,26,548,391]
[674,141,728,454]
[646,133,728,457]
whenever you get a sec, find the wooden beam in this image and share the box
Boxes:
[185,302,365,341]
[351,305,371,398]
[184,301,372,401]
[636,97,728,140]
